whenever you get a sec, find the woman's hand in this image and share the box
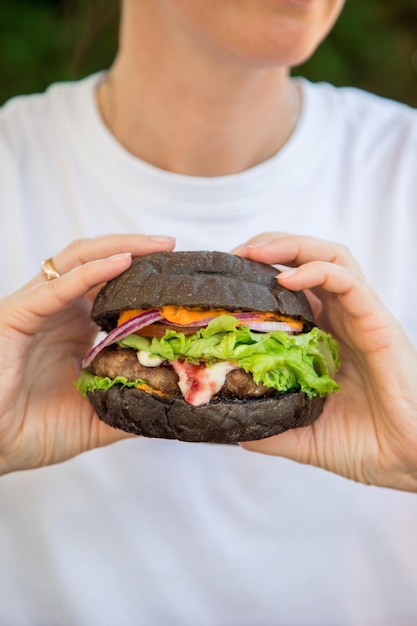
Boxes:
[0,234,175,475]
[233,233,417,492]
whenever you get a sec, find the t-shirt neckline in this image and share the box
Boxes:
[67,72,333,212]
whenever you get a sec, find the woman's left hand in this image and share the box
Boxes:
[233,233,417,492]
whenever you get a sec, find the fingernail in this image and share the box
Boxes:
[149,235,176,243]
[106,252,132,262]
[277,268,298,279]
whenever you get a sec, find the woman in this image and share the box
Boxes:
[1,1,417,624]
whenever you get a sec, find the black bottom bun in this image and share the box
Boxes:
[88,386,325,444]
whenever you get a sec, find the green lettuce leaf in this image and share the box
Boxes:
[118,315,340,398]
[75,370,147,397]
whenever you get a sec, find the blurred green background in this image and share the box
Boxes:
[1,0,416,106]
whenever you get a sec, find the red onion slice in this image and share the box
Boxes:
[81,310,163,368]
[244,321,300,333]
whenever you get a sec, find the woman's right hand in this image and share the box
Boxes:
[0,234,175,476]
[234,233,417,493]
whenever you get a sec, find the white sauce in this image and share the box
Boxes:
[137,350,164,367]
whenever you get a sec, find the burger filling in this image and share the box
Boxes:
[77,307,341,407]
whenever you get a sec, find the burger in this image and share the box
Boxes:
[76,251,340,443]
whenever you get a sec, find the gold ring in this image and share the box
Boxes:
[41,257,61,281]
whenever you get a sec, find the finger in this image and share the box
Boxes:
[6,253,134,334]
[302,289,323,319]
[277,261,392,324]
[233,234,361,272]
[232,231,290,248]
[240,426,312,466]
[29,234,175,288]
[52,234,176,274]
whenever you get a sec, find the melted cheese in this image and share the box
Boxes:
[170,361,238,407]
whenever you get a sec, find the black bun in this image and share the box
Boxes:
[88,386,325,444]
[92,251,315,332]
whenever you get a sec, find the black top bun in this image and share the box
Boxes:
[87,251,324,444]
[92,251,315,332]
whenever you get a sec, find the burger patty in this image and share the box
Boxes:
[92,346,181,396]
[90,346,274,399]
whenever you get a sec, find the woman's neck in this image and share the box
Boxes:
[96,5,300,177]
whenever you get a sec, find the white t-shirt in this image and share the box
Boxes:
[1,73,417,626]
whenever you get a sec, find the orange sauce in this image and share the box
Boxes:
[118,306,303,330]
[135,383,168,397]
